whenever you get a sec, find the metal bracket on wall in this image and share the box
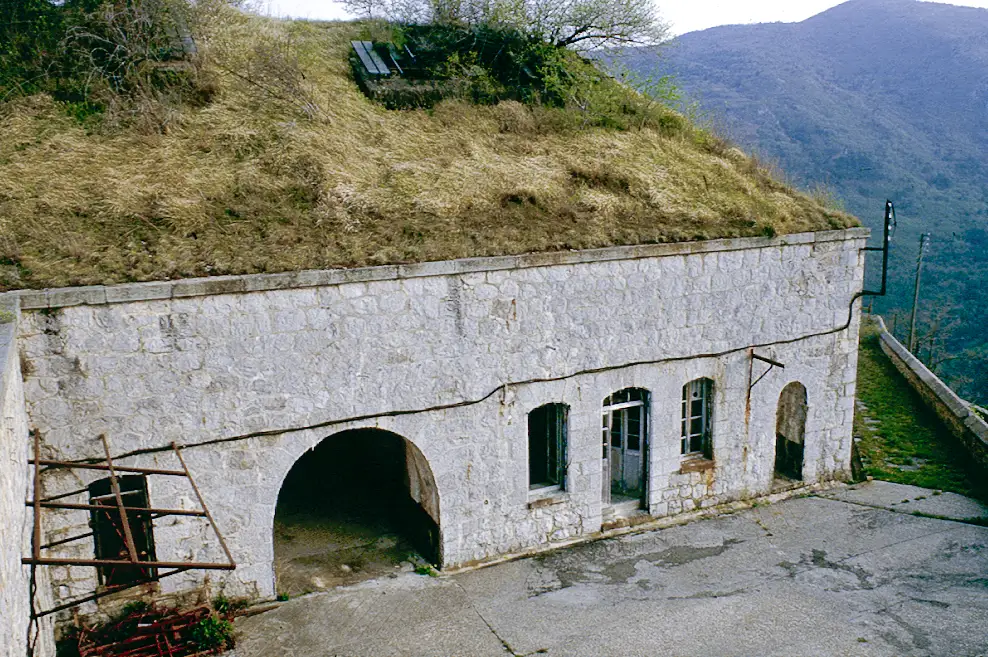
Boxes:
[862,199,897,297]
[22,433,236,618]
[746,350,786,413]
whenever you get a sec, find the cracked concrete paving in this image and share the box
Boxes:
[233,482,988,657]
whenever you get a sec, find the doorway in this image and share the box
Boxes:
[274,429,440,596]
[775,382,808,482]
[602,388,649,511]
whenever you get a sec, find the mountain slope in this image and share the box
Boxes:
[626,0,988,401]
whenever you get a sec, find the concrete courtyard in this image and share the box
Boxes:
[233,481,988,657]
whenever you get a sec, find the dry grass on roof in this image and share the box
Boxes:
[0,14,857,291]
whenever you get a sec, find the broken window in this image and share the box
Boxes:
[529,403,568,490]
[681,378,714,457]
[88,475,158,587]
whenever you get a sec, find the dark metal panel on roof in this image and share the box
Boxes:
[352,40,389,76]
[362,40,391,75]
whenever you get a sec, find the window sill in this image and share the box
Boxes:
[527,486,568,509]
[678,456,715,474]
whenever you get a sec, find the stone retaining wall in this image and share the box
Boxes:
[876,316,988,473]
[12,228,868,618]
[0,297,54,657]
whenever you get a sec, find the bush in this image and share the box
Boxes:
[363,23,575,106]
[353,22,685,134]
[1,0,222,131]
[190,615,234,652]
[119,600,152,618]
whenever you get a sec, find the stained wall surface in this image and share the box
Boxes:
[14,229,868,613]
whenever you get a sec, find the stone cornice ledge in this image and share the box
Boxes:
[14,228,869,310]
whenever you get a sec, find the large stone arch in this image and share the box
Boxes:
[271,428,441,595]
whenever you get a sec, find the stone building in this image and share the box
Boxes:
[1,227,867,653]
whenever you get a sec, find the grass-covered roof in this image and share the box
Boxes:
[0,10,857,291]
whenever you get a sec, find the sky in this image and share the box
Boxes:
[256,0,988,35]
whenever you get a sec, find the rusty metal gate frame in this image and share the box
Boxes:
[23,433,236,618]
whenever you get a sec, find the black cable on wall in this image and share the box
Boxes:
[57,290,865,464]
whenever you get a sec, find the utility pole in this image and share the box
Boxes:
[908,233,931,353]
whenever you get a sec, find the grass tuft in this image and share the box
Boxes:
[414,564,439,577]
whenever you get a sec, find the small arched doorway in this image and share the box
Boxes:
[274,429,440,597]
[775,382,808,482]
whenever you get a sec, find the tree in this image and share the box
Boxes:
[339,0,669,50]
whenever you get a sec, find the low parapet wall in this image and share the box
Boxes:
[874,316,988,473]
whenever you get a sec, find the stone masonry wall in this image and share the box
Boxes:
[1,296,55,657]
[14,229,868,617]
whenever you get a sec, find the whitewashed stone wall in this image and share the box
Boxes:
[0,297,55,657]
[14,228,868,615]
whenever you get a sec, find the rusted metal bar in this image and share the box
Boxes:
[22,557,233,569]
[26,501,207,517]
[91,489,142,502]
[101,434,140,563]
[745,348,755,422]
[41,529,96,550]
[30,567,192,619]
[39,459,186,477]
[752,353,786,369]
[748,351,786,393]
[751,366,779,390]
[33,431,41,562]
[171,443,236,567]
[40,486,91,503]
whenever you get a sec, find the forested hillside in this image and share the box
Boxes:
[625,0,988,402]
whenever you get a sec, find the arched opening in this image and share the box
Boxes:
[602,388,649,514]
[274,429,440,597]
[774,382,808,482]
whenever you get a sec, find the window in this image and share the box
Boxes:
[681,378,713,457]
[88,475,157,587]
[529,404,568,490]
[602,389,648,454]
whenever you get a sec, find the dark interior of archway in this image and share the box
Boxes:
[774,385,807,484]
[274,429,439,597]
